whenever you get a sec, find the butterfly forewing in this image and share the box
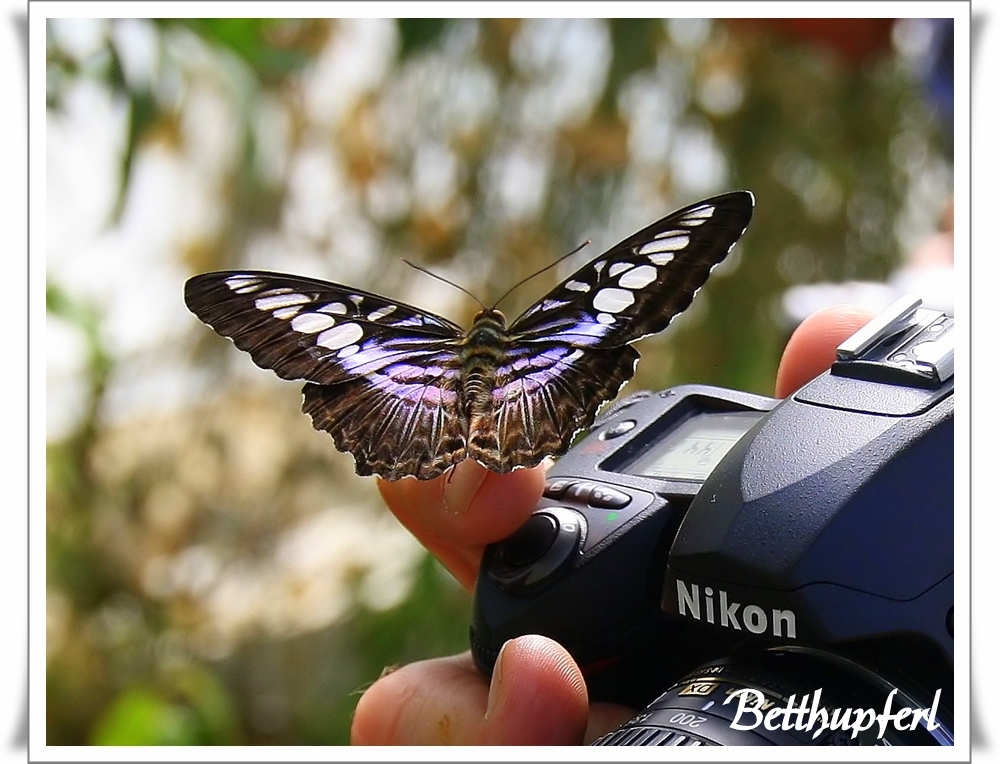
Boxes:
[184,191,754,480]
[184,271,464,385]
[510,191,754,348]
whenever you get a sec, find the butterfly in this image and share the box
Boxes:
[184,191,754,481]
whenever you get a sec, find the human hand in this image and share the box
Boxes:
[351,304,876,745]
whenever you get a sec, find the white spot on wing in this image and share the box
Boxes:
[618,264,657,289]
[681,205,715,225]
[318,302,348,315]
[593,287,635,314]
[608,262,632,277]
[639,234,689,255]
[255,293,311,311]
[565,280,590,292]
[317,322,364,350]
[337,344,360,358]
[272,306,301,320]
[649,252,675,265]
[225,276,259,291]
[291,312,337,334]
[540,299,569,311]
[593,259,607,274]
[391,316,425,327]
[367,305,397,321]
[597,312,615,325]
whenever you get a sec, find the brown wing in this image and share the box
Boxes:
[465,342,640,473]
[300,346,469,481]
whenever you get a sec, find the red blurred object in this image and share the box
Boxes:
[726,18,896,64]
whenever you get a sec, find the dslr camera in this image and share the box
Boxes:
[470,296,954,746]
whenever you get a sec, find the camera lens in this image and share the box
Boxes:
[592,646,952,746]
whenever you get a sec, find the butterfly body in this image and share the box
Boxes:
[185,191,754,481]
[458,309,508,408]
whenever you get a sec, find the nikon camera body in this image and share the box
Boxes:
[470,296,954,746]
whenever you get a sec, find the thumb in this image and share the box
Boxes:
[475,635,590,745]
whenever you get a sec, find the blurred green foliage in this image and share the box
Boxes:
[46,17,951,745]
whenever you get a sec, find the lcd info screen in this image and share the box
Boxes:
[624,411,763,482]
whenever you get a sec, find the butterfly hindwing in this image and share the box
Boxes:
[301,354,468,481]
[510,191,754,349]
[466,342,640,473]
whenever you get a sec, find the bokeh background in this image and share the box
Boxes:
[45,17,954,745]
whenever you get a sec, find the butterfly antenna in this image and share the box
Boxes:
[490,239,591,310]
[402,259,488,311]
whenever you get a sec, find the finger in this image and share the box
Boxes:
[350,652,489,745]
[350,637,618,746]
[377,460,546,589]
[475,635,590,745]
[480,636,634,744]
[774,304,875,398]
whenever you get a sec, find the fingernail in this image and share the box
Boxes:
[442,459,487,514]
[484,640,510,721]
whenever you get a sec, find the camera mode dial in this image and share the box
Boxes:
[487,506,586,593]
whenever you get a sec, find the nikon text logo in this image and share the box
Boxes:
[675,580,797,638]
